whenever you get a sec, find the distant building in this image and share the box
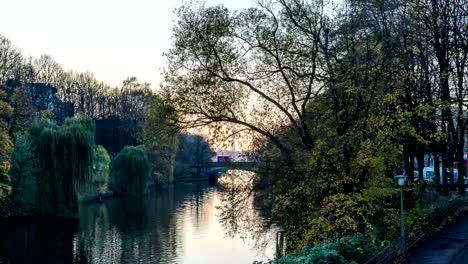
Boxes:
[212,150,250,162]
[217,156,231,163]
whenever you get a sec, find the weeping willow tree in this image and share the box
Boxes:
[10,133,38,215]
[12,114,95,217]
[110,145,151,197]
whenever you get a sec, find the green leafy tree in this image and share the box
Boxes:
[174,133,215,179]
[165,0,427,251]
[163,1,328,162]
[9,133,37,215]
[0,90,12,203]
[110,145,151,196]
[91,145,111,193]
[11,114,95,217]
[144,95,178,183]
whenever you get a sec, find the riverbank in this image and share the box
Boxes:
[0,214,79,225]
[0,191,115,220]
[0,178,223,221]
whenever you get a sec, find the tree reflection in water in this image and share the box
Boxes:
[0,218,78,263]
[73,187,180,264]
[217,170,278,255]
[1,179,275,263]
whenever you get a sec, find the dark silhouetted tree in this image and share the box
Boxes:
[10,86,35,135]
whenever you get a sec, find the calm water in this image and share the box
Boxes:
[0,180,275,264]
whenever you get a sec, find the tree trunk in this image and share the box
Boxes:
[417,146,425,181]
[433,146,441,190]
[441,141,449,194]
[457,133,465,194]
[403,144,411,179]
[409,152,416,182]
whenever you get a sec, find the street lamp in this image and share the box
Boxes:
[395,175,407,254]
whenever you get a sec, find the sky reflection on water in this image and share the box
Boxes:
[1,180,275,264]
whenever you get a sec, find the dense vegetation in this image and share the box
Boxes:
[268,192,465,263]
[0,34,215,217]
[11,115,95,217]
[174,133,216,179]
[270,234,373,264]
[0,90,12,204]
[144,96,179,183]
[163,0,468,258]
[5,0,468,261]
[110,145,152,196]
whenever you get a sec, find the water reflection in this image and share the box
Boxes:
[217,170,277,251]
[1,180,275,264]
[0,218,78,263]
[75,186,181,264]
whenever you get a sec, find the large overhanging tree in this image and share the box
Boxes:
[163,0,330,163]
[164,0,468,251]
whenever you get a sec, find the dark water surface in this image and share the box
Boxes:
[0,182,275,264]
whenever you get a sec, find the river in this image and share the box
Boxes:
[0,175,276,263]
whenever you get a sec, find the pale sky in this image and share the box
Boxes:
[0,0,254,89]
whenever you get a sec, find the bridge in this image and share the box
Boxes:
[188,162,258,183]
[202,162,257,172]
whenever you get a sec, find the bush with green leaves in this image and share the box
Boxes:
[110,145,151,196]
[272,234,373,264]
[269,192,466,264]
[404,192,464,233]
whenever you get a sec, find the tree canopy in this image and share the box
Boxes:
[11,114,95,216]
[165,0,468,251]
[0,90,12,203]
[110,145,152,196]
[144,95,179,183]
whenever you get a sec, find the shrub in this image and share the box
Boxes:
[406,193,464,232]
[273,234,373,264]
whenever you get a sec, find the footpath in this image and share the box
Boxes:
[405,210,468,264]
